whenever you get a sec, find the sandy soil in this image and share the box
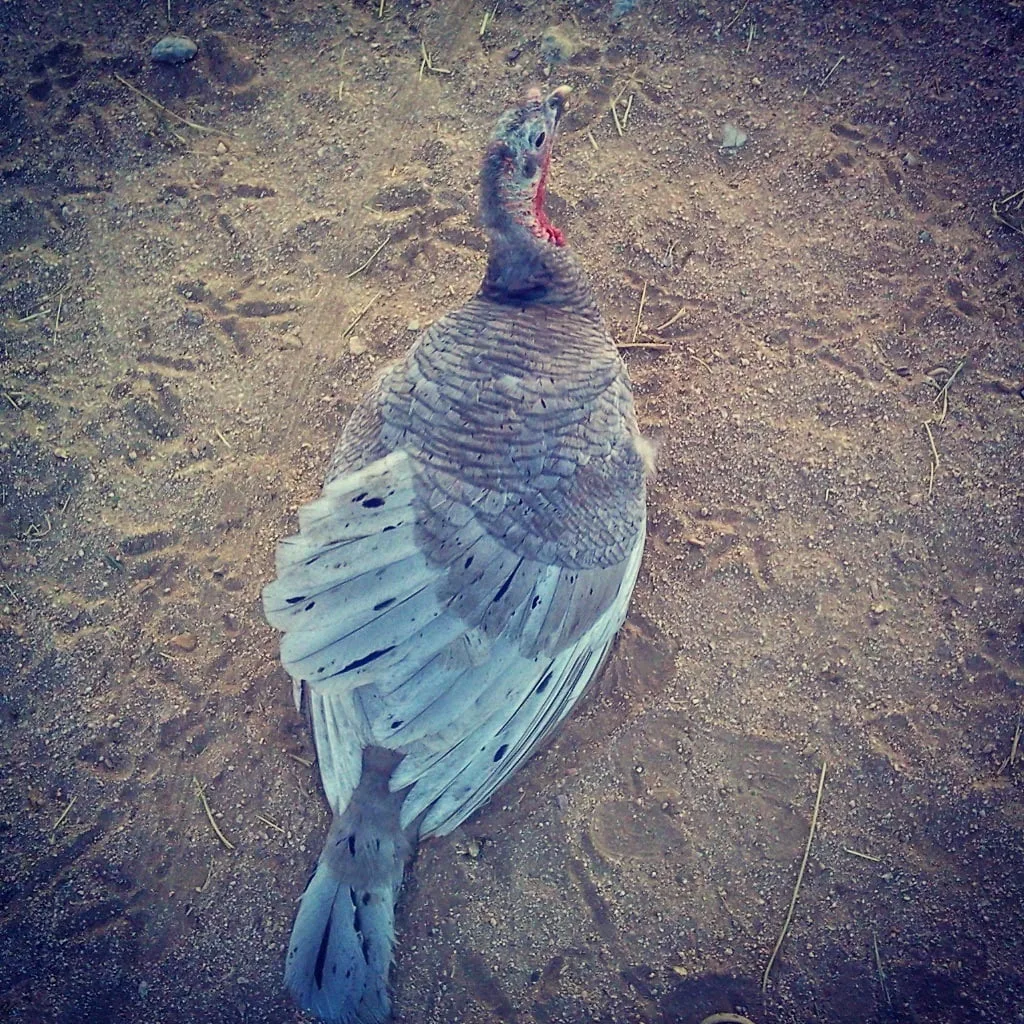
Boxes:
[1,2,1022,1022]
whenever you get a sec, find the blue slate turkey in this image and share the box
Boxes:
[263,85,651,1023]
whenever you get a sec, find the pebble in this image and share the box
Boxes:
[170,632,198,652]
[720,123,748,152]
[541,26,577,64]
[151,36,198,65]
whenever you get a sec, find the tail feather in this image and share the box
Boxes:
[285,864,396,1023]
[286,764,412,1024]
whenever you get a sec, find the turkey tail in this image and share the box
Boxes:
[285,758,412,1024]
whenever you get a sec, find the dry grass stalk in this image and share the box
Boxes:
[761,761,828,992]
[192,776,235,850]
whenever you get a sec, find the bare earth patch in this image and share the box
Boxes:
[1,2,1022,1023]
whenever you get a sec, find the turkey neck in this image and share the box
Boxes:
[478,146,599,319]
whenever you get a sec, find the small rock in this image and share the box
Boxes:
[541,26,577,65]
[406,319,421,332]
[151,36,198,65]
[170,632,198,652]
[909,492,922,506]
[348,335,368,356]
[720,123,748,152]
[903,151,923,168]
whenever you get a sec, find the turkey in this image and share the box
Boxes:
[263,85,651,1023]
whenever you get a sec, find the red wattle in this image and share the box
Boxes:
[532,156,565,247]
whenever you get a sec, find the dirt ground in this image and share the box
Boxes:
[1,1,1022,1022]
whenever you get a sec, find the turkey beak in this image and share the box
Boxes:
[546,85,572,125]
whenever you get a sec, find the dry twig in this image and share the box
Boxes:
[843,847,881,863]
[52,795,77,831]
[700,1015,758,1024]
[621,93,635,130]
[347,236,391,279]
[53,290,65,342]
[923,419,940,496]
[761,761,828,992]
[873,929,893,1007]
[610,98,624,137]
[992,187,1024,235]
[192,776,235,850]
[196,861,214,893]
[656,306,688,332]
[341,292,382,340]
[820,55,846,88]
[723,0,751,31]
[479,4,497,37]
[998,705,1023,775]
[630,281,647,345]
[114,73,231,137]
[419,40,452,78]
[929,359,966,423]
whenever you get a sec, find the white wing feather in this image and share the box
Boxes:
[262,449,644,833]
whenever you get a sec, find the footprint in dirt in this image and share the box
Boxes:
[26,39,85,102]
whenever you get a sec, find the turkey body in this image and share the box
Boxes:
[263,87,649,1024]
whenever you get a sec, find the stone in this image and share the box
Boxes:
[151,36,198,65]
[720,123,748,152]
[541,26,577,65]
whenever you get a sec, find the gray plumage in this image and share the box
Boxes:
[263,85,650,1024]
